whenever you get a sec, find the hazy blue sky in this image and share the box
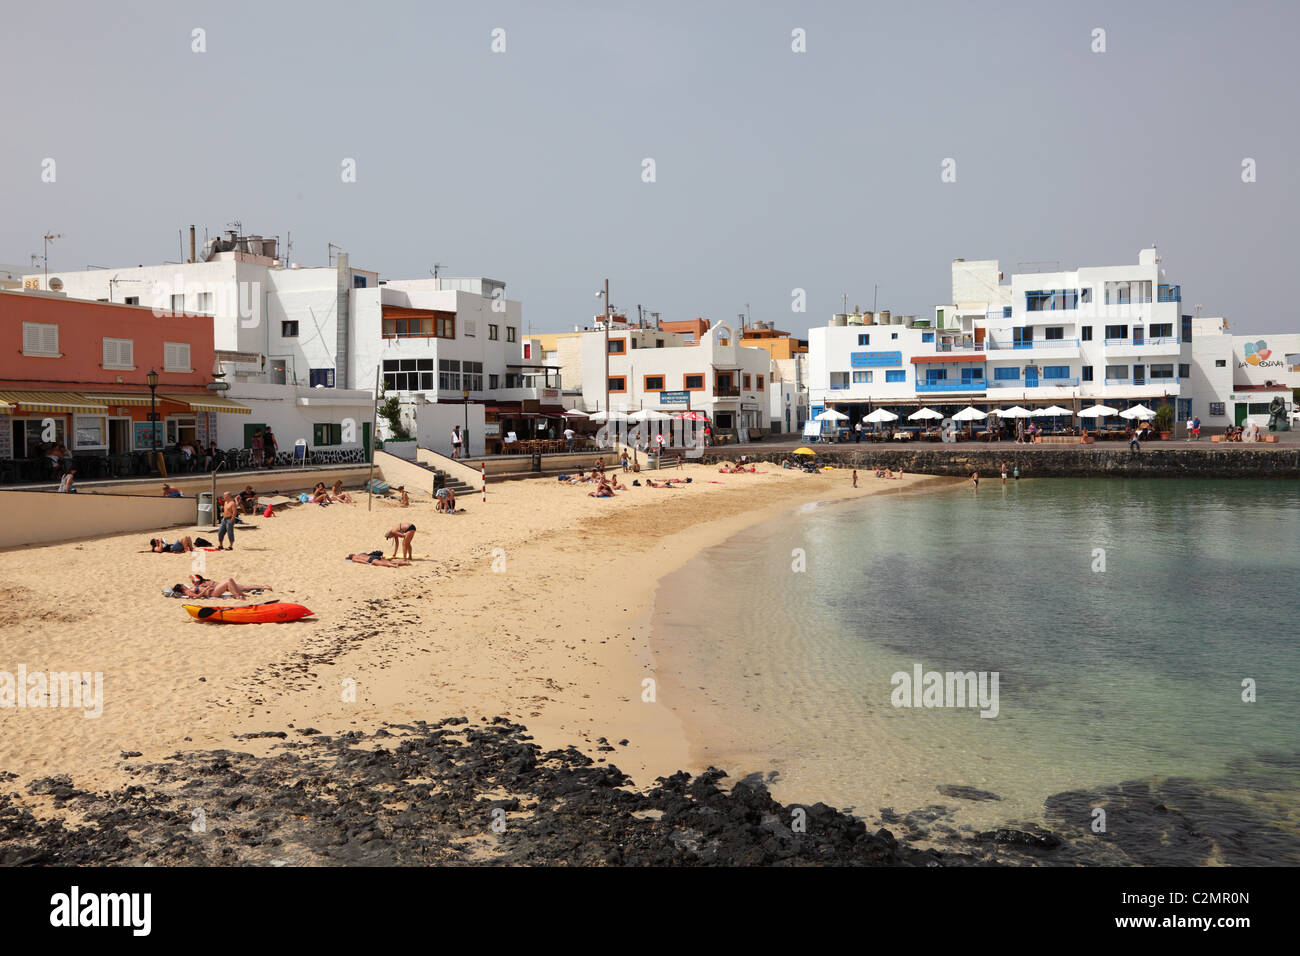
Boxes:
[3,1,1297,333]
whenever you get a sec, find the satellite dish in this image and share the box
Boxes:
[48,277,63,291]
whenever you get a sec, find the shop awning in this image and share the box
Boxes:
[0,390,108,414]
[83,393,155,407]
[162,393,252,414]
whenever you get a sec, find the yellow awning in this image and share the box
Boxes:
[83,394,155,407]
[162,393,252,414]
[0,398,11,415]
[0,391,108,414]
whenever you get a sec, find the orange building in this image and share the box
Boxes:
[739,325,807,360]
[1,291,247,475]
[658,318,711,343]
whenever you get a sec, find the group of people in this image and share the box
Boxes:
[311,480,358,505]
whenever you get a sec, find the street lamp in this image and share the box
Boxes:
[146,368,160,473]
[462,386,470,459]
[597,281,610,447]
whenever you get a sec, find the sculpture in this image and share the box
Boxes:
[1267,396,1291,431]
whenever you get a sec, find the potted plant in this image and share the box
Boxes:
[1154,403,1174,440]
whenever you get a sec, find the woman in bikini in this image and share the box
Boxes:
[179,575,274,600]
[386,521,417,560]
[148,536,196,553]
[312,482,330,504]
[330,480,355,504]
[346,552,411,567]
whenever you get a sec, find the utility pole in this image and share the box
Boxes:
[600,279,611,430]
[43,233,61,286]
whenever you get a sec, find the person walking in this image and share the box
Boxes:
[451,426,463,460]
[970,471,979,491]
[854,422,863,443]
[1192,416,1201,440]
[251,429,264,468]
[218,492,238,550]
[564,425,575,453]
[264,428,278,468]
[58,468,77,493]
[852,469,859,488]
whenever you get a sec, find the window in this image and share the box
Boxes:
[488,325,499,341]
[1182,315,1193,342]
[1081,366,1094,382]
[489,374,499,389]
[857,333,870,346]
[1003,306,1013,318]
[1013,327,1034,348]
[1150,364,1175,379]
[852,371,873,383]
[608,376,627,392]
[1081,326,1093,341]
[608,338,625,354]
[313,423,343,446]
[22,321,59,356]
[885,370,906,383]
[463,361,484,391]
[382,312,456,339]
[170,293,185,314]
[1150,323,1173,339]
[630,339,639,349]
[756,375,764,389]
[655,339,664,348]
[196,292,214,313]
[925,369,949,383]
[922,332,934,343]
[684,374,705,390]
[1080,288,1092,303]
[1105,365,1128,381]
[309,368,335,388]
[1215,359,1227,368]
[1026,290,1078,311]
[993,367,1020,381]
[1179,363,1190,378]
[829,372,850,389]
[960,367,983,383]
[506,327,517,343]
[437,315,455,338]
[463,320,476,337]
[385,358,437,391]
[124,296,140,306]
[164,342,191,372]
[73,415,106,449]
[281,321,299,337]
[103,337,134,368]
[1208,402,1225,417]
[1045,327,1064,340]
[890,332,898,340]
[1043,366,1070,379]
[353,275,368,288]
[1104,325,1128,340]
[743,374,752,389]
[644,375,665,391]
[438,359,461,391]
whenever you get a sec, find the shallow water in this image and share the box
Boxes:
[651,478,1300,859]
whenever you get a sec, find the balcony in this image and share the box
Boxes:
[1158,284,1181,303]
[1105,336,1181,352]
[986,338,1080,350]
[1103,377,1181,388]
[987,377,1080,389]
[934,341,985,353]
[713,385,740,397]
[916,380,987,393]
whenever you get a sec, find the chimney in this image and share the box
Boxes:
[189,225,196,263]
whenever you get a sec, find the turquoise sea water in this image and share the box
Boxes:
[651,478,1300,860]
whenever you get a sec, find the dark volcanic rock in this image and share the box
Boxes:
[937,785,1003,802]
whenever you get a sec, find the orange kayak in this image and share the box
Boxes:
[183,601,314,624]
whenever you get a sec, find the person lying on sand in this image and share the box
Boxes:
[148,536,195,553]
[386,522,416,559]
[174,574,273,600]
[346,552,411,567]
[588,480,615,498]
[330,480,355,504]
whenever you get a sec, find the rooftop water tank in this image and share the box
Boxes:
[831,314,849,327]
[878,310,891,325]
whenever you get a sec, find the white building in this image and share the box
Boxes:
[577,319,772,437]
[810,248,1197,425]
[1190,318,1300,429]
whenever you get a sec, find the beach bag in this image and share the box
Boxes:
[194,537,213,548]
[299,493,311,503]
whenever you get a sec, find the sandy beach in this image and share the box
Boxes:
[0,462,941,807]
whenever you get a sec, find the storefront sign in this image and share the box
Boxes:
[659,390,689,405]
[851,351,902,368]
[133,421,164,450]
[483,423,501,435]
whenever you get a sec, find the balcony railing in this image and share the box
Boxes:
[1105,336,1180,348]
[934,341,985,352]
[916,380,987,393]
[1158,284,1181,302]
[713,385,740,397]
[829,382,850,390]
[987,377,1080,388]
[1103,377,1181,387]
[986,338,1079,350]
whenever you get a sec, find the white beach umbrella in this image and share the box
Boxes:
[588,410,630,422]
[562,409,589,419]
[1078,404,1119,418]
[630,408,672,422]
[1035,405,1073,417]
[814,408,849,422]
[994,406,1032,418]
[863,408,899,423]
[1120,404,1156,420]
[908,407,944,421]
[952,406,987,422]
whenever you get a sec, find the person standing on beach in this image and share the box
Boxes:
[387,521,417,560]
[218,493,238,550]
[971,471,979,491]
[451,426,463,460]
[852,469,858,488]
[1000,462,1007,484]
[264,428,278,468]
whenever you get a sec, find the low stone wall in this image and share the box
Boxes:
[702,446,1300,479]
[0,489,196,550]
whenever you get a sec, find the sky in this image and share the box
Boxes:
[3,0,1297,334]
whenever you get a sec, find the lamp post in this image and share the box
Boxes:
[462,386,470,459]
[147,368,160,473]
[597,279,611,449]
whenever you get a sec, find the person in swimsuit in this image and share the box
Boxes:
[312,482,330,504]
[149,536,195,553]
[346,552,410,567]
[386,522,417,560]
[971,471,979,490]
[330,480,355,503]
[219,493,238,550]
[179,575,273,599]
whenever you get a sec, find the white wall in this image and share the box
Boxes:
[215,383,372,453]
[416,402,486,458]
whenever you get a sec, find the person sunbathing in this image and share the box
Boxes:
[330,480,355,503]
[588,481,615,498]
[312,482,330,504]
[883,469,894,479]
[608,475,624,490]
[148,536,195,553]
[345,552,411,566]
[178,574,273,600]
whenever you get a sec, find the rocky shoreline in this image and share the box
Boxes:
[2,718,1292,866]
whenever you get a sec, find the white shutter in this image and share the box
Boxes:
[164,342,190,371]
[23,322,58,355]
[103,338,134,367]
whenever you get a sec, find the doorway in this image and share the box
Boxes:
[108,417,131,455]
